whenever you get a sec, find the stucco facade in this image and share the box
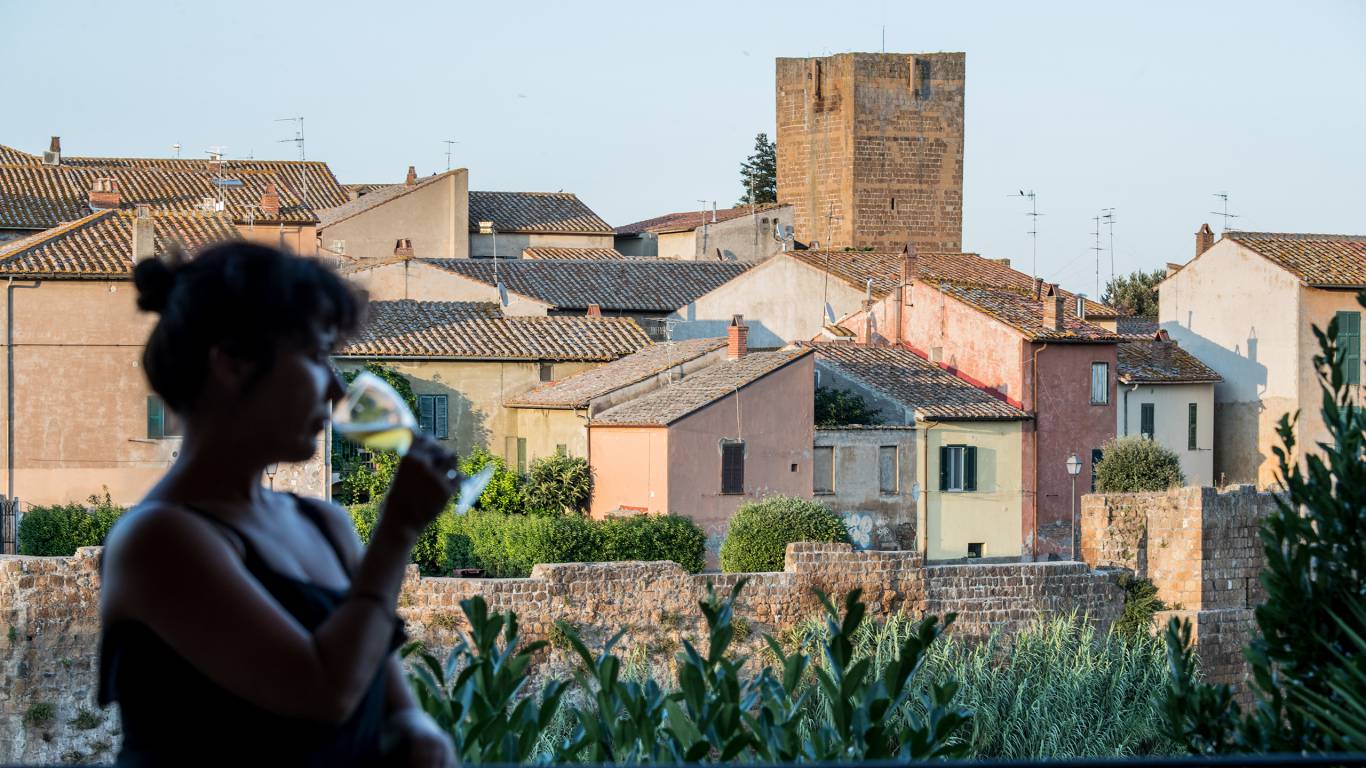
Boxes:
[812,427,917,552]
[320,171,469,261]
[469,232,613,259]
[921,420,1025,561]
[1116,382,1216,487]
[344,259,551,314]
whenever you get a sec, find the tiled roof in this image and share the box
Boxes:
[614,203,786,235]
[803,342,1029,421]
[337,300,652,361]
[52,155,347,211]
[939,283,1120,343]
[507,337,727,408]
[0,209,239,278]
[0,145,35,165]
[468,191,612,234]
[591,348,811,426]
[1226,232,1366,287]
[788,249,1119,318]
[521,246,632,260]
[1117,338,1221,384]
[317,171,457,228]
[342,183,392,197]
[0,164,315,228]
[1116,316,1158,337]
[422,259,752,312]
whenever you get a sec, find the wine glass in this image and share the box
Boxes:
[332,371,495,514]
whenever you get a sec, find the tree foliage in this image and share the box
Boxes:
[737,132,777,205]
[458,446,524,515]
[1101,269,1165,318]
[334,363,419,505]
[720,495,850,573]
[1094,436,1184,492]
[814,387,879,427]
[521,453,593,516]
[17,489,123,556]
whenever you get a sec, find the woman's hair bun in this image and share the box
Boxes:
[133,257,177,313]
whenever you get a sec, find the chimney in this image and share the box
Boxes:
[1033,277,1044,301]
[42,136,61,166]
[1165,262,1183,278]
[1156,329,1171,342]
[394,238,414,258]
[206,151,222,175]
[131,205,155,263]
[894,242,917,346]
[1195,223,1214,258]
[1042,283,1063,331]
[405,166,417,186]
[1075,294,1087,321]
[727,314,748,359]
[586,303,602,317]
[89,177,120,210]
[258,182,280,219]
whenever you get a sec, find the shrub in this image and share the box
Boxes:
[1094,436,1184,492]
[18,490,123,556]
[23,702,54,729]
[1114,575,1167,641]
[521,453,593,516]
[458,446,524,515]
[719,495,849,572]
[599,514,706,573]
[350,502,463,576]
[814,386,879,426]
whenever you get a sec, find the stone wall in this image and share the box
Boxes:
[0,542,1126,764]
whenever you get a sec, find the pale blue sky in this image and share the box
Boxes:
[2,0,1362,296]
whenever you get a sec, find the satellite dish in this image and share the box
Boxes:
[824,302,837,325]
[497,281,509,307]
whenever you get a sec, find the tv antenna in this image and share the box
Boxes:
[1211,192,1240,232]
[204,146,229,211]
[172,143,182,159]
[442,139,459,171]
[276,116,308,205]
[1100,208,1116,289]
[1010,190,1042,278]
[1091,214,1104,298]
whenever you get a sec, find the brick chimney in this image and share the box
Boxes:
[1042,283,1063,331]
[42,136,61,166]
[89,177,120,210]
[727,314,748,359]
[1196,223,1214,258]
[405,165,417,186]
[131,205,155,263]
[1033,277,1044,301]
[1075,294,1087,321]
[586,303,602,317]
[258,182,280,219]
[394,238,414,258]
[894,242,916,345]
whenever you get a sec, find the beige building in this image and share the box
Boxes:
[613,204,794,262]
[1159,229,1366,486]
[317,168,469,261]
[1115,332,1220,487]
[467,191,614,258]
[334,300,652,469]
[806,342,1030,562]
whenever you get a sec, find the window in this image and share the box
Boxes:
[967,542,983,559]
[146,395,182,439]
[1188,403,1198,450]
[417,394,449,439]
[1090,362,1110,405]
[915,58,932,99]
[505,436,527,473]
[1091,448,1104,492]
[1140,403,1155,440]
[721,441,745,494]
[879,445,899,494]
[1336,311,1360,385]
[539,363,554,383]
[556,444,568,457]
[938,445,977,492]
[813,446,834,494]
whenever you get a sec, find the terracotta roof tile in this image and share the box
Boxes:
[802,342,1029,421]
[54,155,347,211]
[422,259,751,312]
[468,191,611,235]
[1116,316,1158,336]
[0,145,36,165]
[0,209,240,277]
[337,300,652,361]
[939,283,1120,343]
[1117,338,1221,384]
[507,337,727,408]
[1226,231,1366,287]
[521,246,632,260]
[592,348,810,426]
[615,203,786,235]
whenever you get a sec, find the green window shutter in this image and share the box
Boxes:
[147,395,164,439]
[418,395,435,434]
[435,395,449,439]
[1188,402,1198,450]
[1337,311,1361,385]
[1140,403,1155,439]
[963,446,978,492]
[517,437,527,474]
[938,446,949,491]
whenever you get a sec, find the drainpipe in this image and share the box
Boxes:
[1028,342,1049,561]
[7,278,41,501]
[1122,382,1138,435]
[917,415,938,562]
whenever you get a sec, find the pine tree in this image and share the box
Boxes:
[738,132,777,205]
[1102,269,1165,316]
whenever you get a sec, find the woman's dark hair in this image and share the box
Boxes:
[134,241,363,413]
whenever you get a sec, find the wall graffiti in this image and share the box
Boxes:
[842,511,875,550]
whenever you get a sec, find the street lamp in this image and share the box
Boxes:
[1065,452,1082,561]
[265,463,279,492]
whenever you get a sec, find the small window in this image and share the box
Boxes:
[505,436,527,473]
[418,394,449,439]
[721,441,745,494]
[1140,403,1155,440]
[1090,362,1110,405]
[967,542,983,559]
[813,446,834,494]
[915,58,932,99]
[878,445,899,494]
[539,363,554,383]
[938,445,977,492]
[146,395,183,439]
[1188,403,1198,451]
[556,443,568,457]
[1336,311,1360,385]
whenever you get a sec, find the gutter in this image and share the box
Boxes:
[7,277,41,501]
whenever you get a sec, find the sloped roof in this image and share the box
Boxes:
[422,259,751,312]
[0,144,35,165]
[57,156,345,212]
[521,246,631,260]
[337,300,652,361]
[592,348,810,426]
[317,171,457,228]
[0,209,239,278]
[507,337,727,408]
[1117,337,1221,384]
[939,283,1120,343]
[1116,316,1158,337]
[1225,232,1366,288]
[468,191,611,235]
[804,342,1029,421]
[615,203,787,235]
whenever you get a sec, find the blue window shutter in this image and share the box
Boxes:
[147,395,163,439]
[435,395,449,439]
[418,395,435,434]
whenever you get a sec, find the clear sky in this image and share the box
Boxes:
[2,0,1362,296]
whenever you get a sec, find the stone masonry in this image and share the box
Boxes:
[775,52,965,253]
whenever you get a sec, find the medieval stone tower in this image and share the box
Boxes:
[775,52,965,252]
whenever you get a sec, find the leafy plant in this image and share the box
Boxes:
[458,446,524,515]
[521,453,593,516]
[333,363,417,505]
[1094,436,1184,492]
[814,387,879,427]
[720,495,850,573]
[1114,575,1168,641]
[600,514,706,574]
[18,489,123,556]
[23,702,54,729]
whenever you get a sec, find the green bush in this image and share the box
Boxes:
[600,514,706,573]
[18,490,123,556]
[1114,575,1168,641]
[814,386,879,426]
[1094,436,1184,492]
[521,453,593,516]
[458,446,524,515]
[719,495,849,572]
[349,502,462,577]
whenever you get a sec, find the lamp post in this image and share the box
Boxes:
[265,463,279,493]
[1065,452,1082,561]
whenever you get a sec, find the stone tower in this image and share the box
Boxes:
[776,52,965,252]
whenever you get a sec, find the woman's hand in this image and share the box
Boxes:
[380,435,460,536]
[382,708,458,768]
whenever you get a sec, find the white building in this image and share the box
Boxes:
[1115,331,1221,486]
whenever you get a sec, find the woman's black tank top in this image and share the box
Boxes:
[97,496,406,767]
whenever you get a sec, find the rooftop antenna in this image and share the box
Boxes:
[172,143,182,159]
[276,116,307,205]
[205,146,229,212]
[1101,208,1116,290]
[1010,190,1042,278]
[442,139,459,171]
[1091,213,1103,298]
[1211,192,1240,232]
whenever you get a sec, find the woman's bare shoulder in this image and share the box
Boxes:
[293,495,364,566]
[101,502,243,617]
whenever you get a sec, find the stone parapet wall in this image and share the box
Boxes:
[923,561,1125,638]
